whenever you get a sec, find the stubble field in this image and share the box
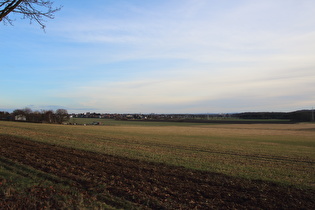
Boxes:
[0,120,315,209]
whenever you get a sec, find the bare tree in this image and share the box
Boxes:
[55,108,69,124]
[0,0,61,29]
[42,109,54,123]
[0,111,10,120]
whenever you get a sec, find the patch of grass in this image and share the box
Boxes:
[68,118,291,126]
[69,118,215,126]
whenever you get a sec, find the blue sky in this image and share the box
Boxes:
[1,0,315,114]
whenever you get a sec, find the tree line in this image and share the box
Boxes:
[0,108,69,124]
[232,110,315,122]
[1,109,314,124]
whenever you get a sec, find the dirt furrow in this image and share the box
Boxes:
[1,134,314,209]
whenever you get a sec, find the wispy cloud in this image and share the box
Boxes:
[59,63,315,113]
[51,0,315,68]
[2,0,315,113]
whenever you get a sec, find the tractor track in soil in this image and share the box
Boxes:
[0,134,314,209]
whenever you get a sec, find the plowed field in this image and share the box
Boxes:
[1,135,314,209]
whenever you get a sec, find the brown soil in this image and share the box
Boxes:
[1,134,314,209]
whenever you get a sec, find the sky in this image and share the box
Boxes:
[1,0,315,114]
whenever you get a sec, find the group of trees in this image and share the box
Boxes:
[233,112,290,120]
[0,108,69,124]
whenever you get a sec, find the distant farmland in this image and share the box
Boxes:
[1,120,314,209]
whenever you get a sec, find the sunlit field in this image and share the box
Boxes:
[1,120,314,189]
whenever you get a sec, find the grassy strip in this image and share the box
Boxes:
[68,118,291,126]
[69,118,214,126]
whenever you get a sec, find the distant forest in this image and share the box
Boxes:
[232,110,314,122]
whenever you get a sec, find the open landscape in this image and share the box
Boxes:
[1,120,314,209]
[2,1,315,209]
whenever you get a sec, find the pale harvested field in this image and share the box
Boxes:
[0,121,314,188]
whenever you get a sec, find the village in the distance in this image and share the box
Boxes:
[1,108,314,124]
